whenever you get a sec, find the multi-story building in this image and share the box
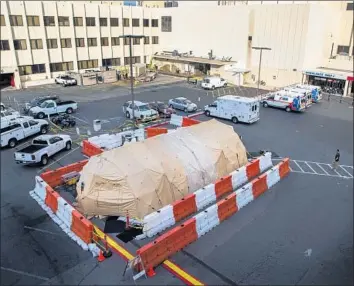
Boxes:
[0,1,353,95]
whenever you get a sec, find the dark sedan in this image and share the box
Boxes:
[149,101,176,118]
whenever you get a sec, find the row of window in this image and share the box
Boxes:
[18,57,145,75]
[0,36,159,51]
[0,14,159,28]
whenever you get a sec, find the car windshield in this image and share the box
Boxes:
[158,103,167,108]
[33,139,48,145]
[203,79,210,83]
[184,100,192,104]
[139,104,150,111]
[40,102,48,108]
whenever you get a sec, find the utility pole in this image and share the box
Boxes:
[252,46,271,98]
[118,35,145,127]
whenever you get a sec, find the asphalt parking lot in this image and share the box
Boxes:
[1,79,353,285]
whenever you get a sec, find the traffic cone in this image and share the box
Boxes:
[98,250,105,262]
[146,267,156,277]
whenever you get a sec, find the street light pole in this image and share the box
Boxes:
[252,46,271,98]
[118,35,145,127]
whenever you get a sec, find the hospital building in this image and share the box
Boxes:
[0,1,353,96]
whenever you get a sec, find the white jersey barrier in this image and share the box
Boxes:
[142,152,273,238]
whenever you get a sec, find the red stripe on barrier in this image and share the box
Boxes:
[172,194,197,222]
[214,175,233,199]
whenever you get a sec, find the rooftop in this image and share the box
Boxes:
[153,54,237,66]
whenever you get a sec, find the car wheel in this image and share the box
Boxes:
[169,104,173,109]
[184,108,188,113]
[285,106,291,112]
[38,112,45,119]
[65,141,72,150]
[212,86,215,90]
[263,102,268,108]
[8,138,17,148]
[62,83,66,87]
[41,155,48,166]
[126,111,131,119]
[231,117,239,124]
[205,110,210,116]
[55,80,58,84]
[40,126,48,134]
[223,83,227,87]
[66,108,73,114]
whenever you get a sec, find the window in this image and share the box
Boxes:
[102,58,121,66]
[123,18,129,27]
[23,122,29,128]
[144,36,150,45]
[110,17,119,26]
[30,39,43,49]
[78,59,98,69]
[161,16,172,32]
[143,18,149,27]
[132,18,139,27]
[44,16,55,26]
[86,17,96,26]
[58,16,70,26]
[75,38,85,47]
[152,19,158,27]
[111,37,120,46]
[18,64,46,75]
[100,17,107,26]
[347,2,353,10]
[152,36,159,44]
[1,123,21,134]
[133,38,140,45]
[88,38,97,47]
[337,45,349,55]
[0,40,10,51]
[27,16,40,26]
[144,56,147,63]
[101,37,109,46]
[60,38,72,48]
[124,56,140,65]
[49,61,74,72]
[47,39,58,49]
[123,37,130,45]
[29,120,39,126]
[73,17,83,26]
[0,15,5,26]
[10,15,23,26]
[13,39,27,50]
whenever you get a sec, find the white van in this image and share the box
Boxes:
[204,95,260,124]
[201,77,227,90]
[283,87,312,107]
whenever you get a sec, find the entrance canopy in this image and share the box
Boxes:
[303,68,352,81]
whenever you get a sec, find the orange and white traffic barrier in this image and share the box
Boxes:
[137,158,290,274]
[142,152,273,237]
[29,176,100,256]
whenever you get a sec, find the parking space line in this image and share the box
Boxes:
[305,162,317,174]
[339,166,353,178]
[1,266,50,281]
[72,115,89,124]
[290,170,351,179]
[293,160,305,172]
[24,226,63,236]
[316,163,330,175]
[93,225,204,285]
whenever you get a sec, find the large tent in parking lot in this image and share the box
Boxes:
[76,119,248,219]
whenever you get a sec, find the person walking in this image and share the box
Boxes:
[332,149,340,170]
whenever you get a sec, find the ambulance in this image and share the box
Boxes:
[283,87,312,107]
[262,90,306,112]
[295,84,322,103]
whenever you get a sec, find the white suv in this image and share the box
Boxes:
[122,101,159,122]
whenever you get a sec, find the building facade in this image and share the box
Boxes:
[0,1,353,94]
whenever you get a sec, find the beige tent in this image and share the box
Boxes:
[76,119,247,219]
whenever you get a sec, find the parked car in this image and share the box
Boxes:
[29,100,78,119]
[14,134,72,165]
[122,101,159,122]
[24,95,61,114]
[168,97,198,112]
[201,76,227,90]
[149,101,176,118]
[55,75,77,87]
[1,108,23,128]
[262,91,306,112]
[1,117,49,148]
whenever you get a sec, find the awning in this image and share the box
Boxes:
[153,54,236,66]
[347,76,354,81]
[303,68,352,81]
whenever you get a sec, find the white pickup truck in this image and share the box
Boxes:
[55,75,77,87]
[14,134,72,165]
[1,117,49,148]
[28,100,78,119]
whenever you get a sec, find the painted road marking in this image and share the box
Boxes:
[1,266,50,281]
[305,162,317,174]
[340,166,353,178]
[293,160,305,173]
[72,115,89,124]
[93,225,204,285]
[24,226,63,236]
[316,163,330,175]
